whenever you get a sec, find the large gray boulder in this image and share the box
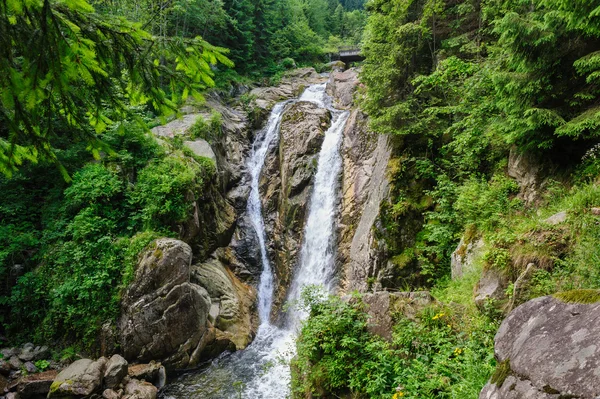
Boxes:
[191,257,257,350]
[48,358,107,398]
[17,370,57,398]
[119,239,211,369]
[474,268,508,310]
[480,294,600,398]
[183,139,217,163]
[103,354,128,389]
[151,114,198,138]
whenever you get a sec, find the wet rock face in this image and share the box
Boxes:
[229,215,262,282]
[260,101,331,319]
[338,109,392,293]
[104,355,128,390]
[327,68,360,109]
[480,295,600,399]
[119,239,211,369]
[119,239,257,369]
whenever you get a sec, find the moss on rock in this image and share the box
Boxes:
[490,359,511,388]
[554,289,600,304]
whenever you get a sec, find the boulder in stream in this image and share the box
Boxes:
[119,238,211,369]
[48,358,107,398]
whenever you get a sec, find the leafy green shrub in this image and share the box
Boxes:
[34,359,50,371]
[292,287,497,398]
[281,57,296,69]
[130,155,214,231]
[292,288,393,398]
[1,125,214,348]
[454,175,520,233]
[188,111,223,143]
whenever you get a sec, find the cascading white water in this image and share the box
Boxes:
[160,83,349,399]
[247,101,289,323]
[285,109,349,326]
[298,83,329,108]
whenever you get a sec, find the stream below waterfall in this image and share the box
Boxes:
[160,83,349,399]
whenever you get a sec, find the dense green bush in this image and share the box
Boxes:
[130,155,214,231]
[360,0,600,286]
[281,57,297,69]
[0,126,214,348]
[292,287,497,399]
[453,175,521,233]
[189,111,223,143]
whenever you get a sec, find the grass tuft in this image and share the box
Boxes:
[554,289,600,304]
[490,359,511,387]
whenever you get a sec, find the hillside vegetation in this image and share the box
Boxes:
[292,0,600,397]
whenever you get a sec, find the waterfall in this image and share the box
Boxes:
[247,101,290,324]
[285,109,349,326]
[160,83,350,399]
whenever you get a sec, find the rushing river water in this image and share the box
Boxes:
[160,83,349,399]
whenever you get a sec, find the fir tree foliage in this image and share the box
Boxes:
[0,0,232,176]
[360,0,600,284]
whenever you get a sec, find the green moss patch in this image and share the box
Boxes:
[554,289,600,304]
[490,359,511,387]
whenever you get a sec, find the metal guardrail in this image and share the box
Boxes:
[329,47,363,62]
[339,49,361,57]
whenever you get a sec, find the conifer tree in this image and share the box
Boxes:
[0,0,232,176]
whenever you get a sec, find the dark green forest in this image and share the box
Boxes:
[292,1,600,398]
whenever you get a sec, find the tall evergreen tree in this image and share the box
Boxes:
[0,0,232,176]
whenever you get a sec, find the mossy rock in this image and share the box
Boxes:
[553,289,600,304]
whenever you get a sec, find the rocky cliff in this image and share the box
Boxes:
[117,68,346,368]
[327,69,393,294]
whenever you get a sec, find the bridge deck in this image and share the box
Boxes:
[337,48,364,63]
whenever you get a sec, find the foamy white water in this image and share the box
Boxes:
[285,110,349,326]
[248,101,290,323]
[160,83,350,399]
[298,83,329,108]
